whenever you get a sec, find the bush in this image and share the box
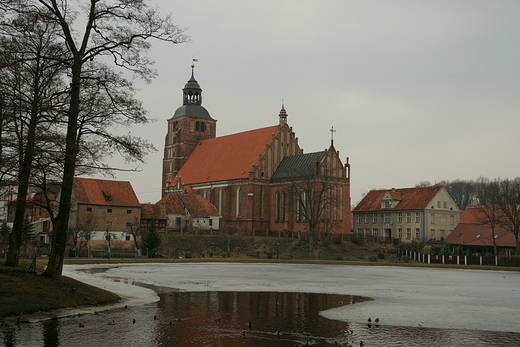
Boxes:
[368,256,377,262]
[401,255,410,263]
[377,252,385,260]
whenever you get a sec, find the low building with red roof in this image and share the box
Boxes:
[140,203,168,233]
[67,177,141,256]
[352,186,460,243]
[162,67,351,236]
[157,192,219,233]
[444,205,516,256]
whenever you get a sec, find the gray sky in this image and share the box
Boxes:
[106,0,520,206]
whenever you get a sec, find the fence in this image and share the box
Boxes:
[398,248,505,266]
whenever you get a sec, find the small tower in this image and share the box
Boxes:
[162,64,217,197]
[279,104,288,126]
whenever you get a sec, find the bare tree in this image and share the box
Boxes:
[1,0,189,278]
[283,157,346,250]
[438,180,477,211]
[474,177,502,256]
[492,178,520,255]
[1,12,67,267]
[125,215,142,255]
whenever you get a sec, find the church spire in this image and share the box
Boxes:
[279,103,288,125]
[183,63,202,106]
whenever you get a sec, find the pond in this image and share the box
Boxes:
[2,263,520,346]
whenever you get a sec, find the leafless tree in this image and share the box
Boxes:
[1,12,68,267]
[474,177,520,255]
[125,215,142,255]
[474,178,503,256]
[1,0,188,278]
[284,164,345,250]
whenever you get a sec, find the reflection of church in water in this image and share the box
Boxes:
[162,65,351,235]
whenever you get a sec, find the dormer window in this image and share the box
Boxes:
[102,191,112,202]
[384,201,392,208]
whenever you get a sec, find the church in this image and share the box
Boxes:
[161,65,351,236]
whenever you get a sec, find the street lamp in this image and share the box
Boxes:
[277,242,280,259]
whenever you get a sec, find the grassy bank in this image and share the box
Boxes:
[0,260,120,319]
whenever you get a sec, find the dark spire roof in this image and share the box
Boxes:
[172,65,215,121]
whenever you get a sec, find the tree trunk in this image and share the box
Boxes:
[5,115,38,267]
[42,65,81,279]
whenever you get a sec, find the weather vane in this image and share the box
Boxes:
[191,56,198,68]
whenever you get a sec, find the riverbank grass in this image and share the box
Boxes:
[0,261,120,318]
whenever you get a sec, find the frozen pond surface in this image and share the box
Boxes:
[3,263,520,347]
[64,262,520,333]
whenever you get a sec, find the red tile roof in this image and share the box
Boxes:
[445,223,516,248]
[140,203,168,221]
[72,177,140,207]
[174,125,279,185]
[157,193,218,218]
[353,186,443,212]
[459,205,507,224]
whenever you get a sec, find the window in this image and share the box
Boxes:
[365,228,371,239]
[373,214,377,224]
[384,201,392,208]
[406,213,411,223]
[126,222,132,228]
[365,214,370,224]
[372,228,379,237]
[259,187,264,217]
[415,213,420,223]
[444,201,447,208]
[398,228,403,239]
[406,228,412,239]
[219,189,224,216]
[86,207,92,212]
[106,222,112,227]
[437,201,441,208]
[236,187,242,217]
[397,213,402,223]
[125,235,131,241]
[176,217,181,226]
[107,208,113,213]
[209,219,213,226]
[431,214,435,224]
[127,210,132,214]
[384,213,391,223]
[357,215,362,224]
[450,215,455,225]
[415,228,420,239]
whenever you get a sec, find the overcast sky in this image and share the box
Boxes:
[102,0,520,206]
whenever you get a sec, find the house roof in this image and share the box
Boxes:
[353,186,443,212]
[72,177,140,207]
[445,223,516,248]
[140,203,168,221]
[270,151,325,180]
[157,193,218,218]
[174,125,279,185]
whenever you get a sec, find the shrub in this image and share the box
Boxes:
[377,252,385,260]
[368,256,377,262]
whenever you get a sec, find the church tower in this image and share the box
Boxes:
[162,65,216,197]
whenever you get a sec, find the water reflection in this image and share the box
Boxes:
[2,290,520,346]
